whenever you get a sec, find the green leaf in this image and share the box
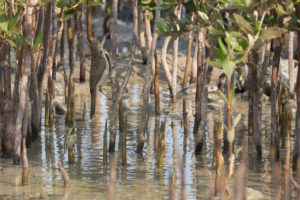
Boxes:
[245,0,251,7]
[218,38,227,54]
[206,59,223,68]
[33,31,43,49]
[8,10,20,32]
[275,4,286,16]
[197,11,209,23]
[218,90,228,104]
[141,0,152,4]
[233,113,242,128]
[247,33,254,48]
[154,5,172,10]
[253,38,264,49]
[227,129,235,143]
[260,27,287,40]
[262,0,276,11]
[7,39,17,48]
[223,60,234,78]
[233,13,254,35]
[11,34,26,50]
[213,47,225,60]
[183,1,197,12]
[286,2,294,15]
[208,25,225,38]
[147,11,153,20]
[0,13,9,32]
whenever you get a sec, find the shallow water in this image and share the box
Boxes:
[0,11,296,197]
[1,69,293,200]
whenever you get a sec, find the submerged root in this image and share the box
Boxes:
[57,161,70,187]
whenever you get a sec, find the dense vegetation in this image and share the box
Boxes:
[0,0,300,199]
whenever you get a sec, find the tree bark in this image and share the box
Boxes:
[38,3,51,88]
[289,32,295,96]
[136,0,161,154]
[161,36,172,93]
[138,5,148,64]
[49,1,60,126]
[271,37,282,161]
[103,0,111,35]
[193,29,204,138]
[294,2,300,184]
[190,41,198,84]
[13,0,38,164]
[171,5,181,103]
[154,51,160,115]
[1,41,15,157]
[75,3,86,83]
[182,31,193,88]
[251,51,262,158]
[109,0,137,152]
[65,19,75,127]
[143,9,155,79]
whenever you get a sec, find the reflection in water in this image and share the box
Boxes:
[0,78,281,199]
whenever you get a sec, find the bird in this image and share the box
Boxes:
[89,33,110,119]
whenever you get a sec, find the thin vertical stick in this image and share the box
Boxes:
[138,5,148,64]
[182,30,193,88]
[103,119,108,165]
[154,51,160,115]
[136,0,161,154]
[109,0,137,152]
[171,5,181,103]
[22,138,29,185]
[271,36,282,161]
[107,155,116,200]
[288,31,295,96]
[190,41,198,84]
[215,108,224,196]
[284,132,291,200]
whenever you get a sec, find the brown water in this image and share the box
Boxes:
[1,67,292,200]
[0,11,295,197]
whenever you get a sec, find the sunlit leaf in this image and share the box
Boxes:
[233,13,254,35]
[141,0,152,4]
[147,11,153,20]
[275,4,286,16]
[245,0,251,7]
[7,39,16,48]
[218,90,228,104]
[223,60,234,78]
[253,38,264,49]
[206,59,223,68]
[197,11,209,23]
[227,129,235,143]
[233,113,242,128]
[0,13,9,32]
[8,10,20,32]
[260,27,287,40]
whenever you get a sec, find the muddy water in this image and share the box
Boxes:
[0,8,295,198]
[1,63,291,200]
